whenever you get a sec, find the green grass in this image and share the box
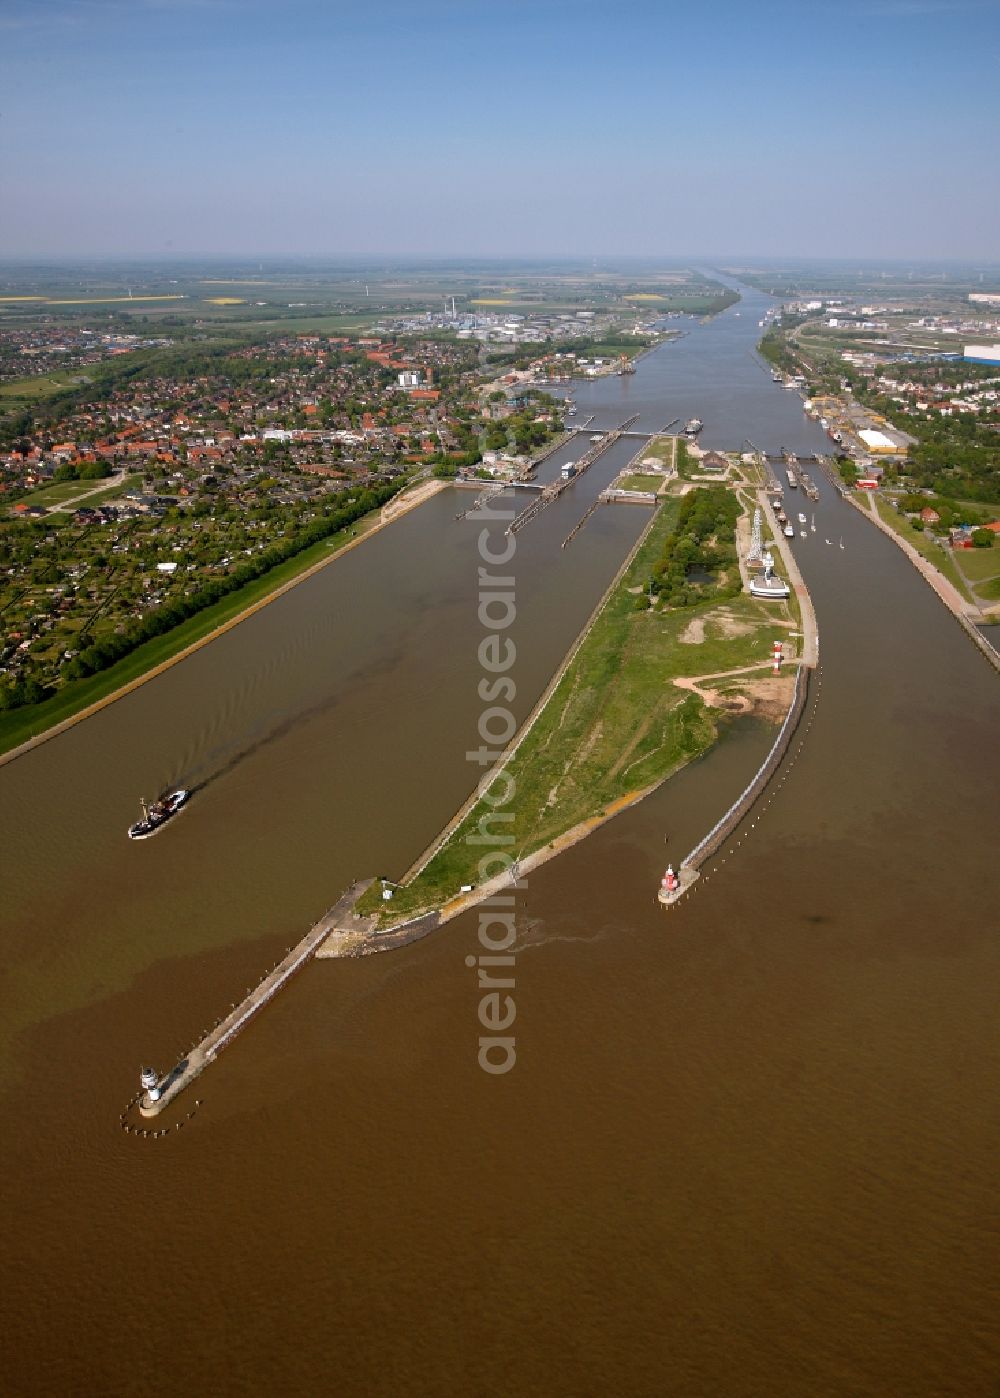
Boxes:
[637,437,679,473]
[0,368,91,402]
[8,478,88,507]
[873,497,973,602]
[63,474,143,508]
[616,474,662,493]
[7,472,141,510]
[0,500,386,757]
[952,544,1000,585]
[363,501,791,925]
[979,577,1000,602]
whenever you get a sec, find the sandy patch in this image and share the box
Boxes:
[679,616,706,644]
[716,676,795,721]
[712,608,758,639]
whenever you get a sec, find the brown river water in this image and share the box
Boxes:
[1,284,998,1397]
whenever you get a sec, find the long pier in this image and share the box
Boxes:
[138,882,372,1116]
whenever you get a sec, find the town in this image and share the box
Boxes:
[0,325,584,711]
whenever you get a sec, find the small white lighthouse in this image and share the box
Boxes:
[140,1066,160,1102]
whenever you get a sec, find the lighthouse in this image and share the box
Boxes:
[140,1066,160,1102]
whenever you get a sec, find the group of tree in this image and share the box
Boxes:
[650,486,741,608]
[53,460,111,484]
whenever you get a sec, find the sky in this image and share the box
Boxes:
[0,0,998,261]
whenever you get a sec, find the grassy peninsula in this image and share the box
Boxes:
[361,482,798,926]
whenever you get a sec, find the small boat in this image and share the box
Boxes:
[784,523,795,538]
[839,538,844,549]
[128,789,189,841]
[798,512,807,524]
[810,514,816,533]
[800,529,807,538]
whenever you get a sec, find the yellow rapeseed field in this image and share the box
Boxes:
[624,293,668,302]
[204,297,246,305]
[46,295,186,305]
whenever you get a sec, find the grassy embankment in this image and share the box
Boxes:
[0,493,393,758]
[360,499,792,925]
[871,497,973,603]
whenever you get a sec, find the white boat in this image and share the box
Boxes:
[749,552,790,599]
[784,523,795,538]
[800,529,807,538]
[810,514,816,532]
[797,512,807,524]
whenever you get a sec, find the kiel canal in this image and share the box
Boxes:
[1,282,998,1397]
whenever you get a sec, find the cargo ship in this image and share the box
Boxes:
[128,789,190,841]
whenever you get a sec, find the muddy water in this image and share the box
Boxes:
[1,285,998,1397]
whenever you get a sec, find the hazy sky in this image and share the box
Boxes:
[1,0,998,260]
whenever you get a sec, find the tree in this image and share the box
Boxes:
[971,528,995,548]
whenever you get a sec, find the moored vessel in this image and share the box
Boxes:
[684,418,703,436]
[749,551,791,599]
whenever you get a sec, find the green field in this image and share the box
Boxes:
[0,368,93,403]
[361,501,790,925]
[952,544,1000,584]
[616,474,662,492]
[65,474,143,508]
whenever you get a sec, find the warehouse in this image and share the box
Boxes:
[858,428,902,455]
[963,343,1000,365]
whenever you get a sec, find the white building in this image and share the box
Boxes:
[964,343,1000,365]
[858,428,900,454]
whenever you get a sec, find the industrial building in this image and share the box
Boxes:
[858,428,903,455]
[963,343,1000,365]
